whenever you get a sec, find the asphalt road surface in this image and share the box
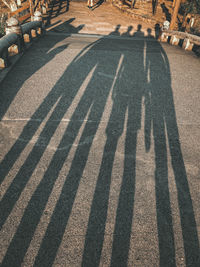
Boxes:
[0,1,200,267]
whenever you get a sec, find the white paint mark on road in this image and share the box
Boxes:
[98,72,115,79]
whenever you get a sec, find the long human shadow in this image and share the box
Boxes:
[0,21,84,230]
[0,18,75,122]
[1,26,124,267]
[145,29,199,266]
[0,18,82,125]
[0,19,82,179]
[82,26,200,267]
[0,7,73,122]
[82,25,145,267]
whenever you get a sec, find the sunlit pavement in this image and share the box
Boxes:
[46,0,155,36]
[0,1,200,266]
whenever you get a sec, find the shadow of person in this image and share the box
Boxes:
[0,25,125,267]
[145,28,200,266]
[110,24,121,36]
[51,18,84,33]
[0,18,78,123]
[0,19,85,188]
[122,25,133,37]
[133,24,144,38]
[82,25,145,267]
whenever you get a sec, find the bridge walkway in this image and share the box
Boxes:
[0,1,200,266]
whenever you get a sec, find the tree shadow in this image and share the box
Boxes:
[161,2,171,21]
[44,0,70,26]
[152,0,158,15]
[91,0,105,11]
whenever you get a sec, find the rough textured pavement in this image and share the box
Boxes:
[0,1,200,267]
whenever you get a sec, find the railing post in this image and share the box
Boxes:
[32,11,44,35]
[29,0,34,18]
[182,38,194,51]
[5,17,24,53]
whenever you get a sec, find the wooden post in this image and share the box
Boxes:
[170,0,182,30]
[29,0,34,18]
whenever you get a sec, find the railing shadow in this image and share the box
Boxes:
[44,0,70,26]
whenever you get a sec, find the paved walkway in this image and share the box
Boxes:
[46,0,156,36]
[0,1,200,266]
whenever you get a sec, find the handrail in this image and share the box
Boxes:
[0,15,44,68]
[160,29,200,51]
[0,33,19,67]
[7,0,49,22]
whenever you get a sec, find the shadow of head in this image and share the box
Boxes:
[110,24,121,35]
[127,25,133,35]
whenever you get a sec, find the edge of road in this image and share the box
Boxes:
[0,42,33,85]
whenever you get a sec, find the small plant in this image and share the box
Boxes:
[180,0,200,15]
